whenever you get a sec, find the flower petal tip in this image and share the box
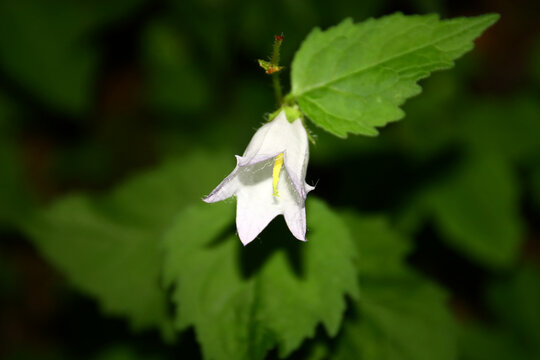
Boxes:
[202,195,214,203]
[239,235,256,246]
[296,234,307,242]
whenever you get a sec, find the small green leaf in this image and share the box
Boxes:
[257,59,272,72]
[22,150,234,336]
[290,13,499,137]
[162,197,359,360]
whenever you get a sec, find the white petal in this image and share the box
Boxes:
[284,205,307,241]
[241,119,273,161]
[235,159,281,245]
[278,171,307,241]
[203,165,240,203]
[236,153,280,167]
[236,197,280,245]
[245,111,312,200]
[285,118,311,198]
[242,112,297,163]
[202,110,313,244]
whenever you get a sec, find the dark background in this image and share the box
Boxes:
[1,0,539,359]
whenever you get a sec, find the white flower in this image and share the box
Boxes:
[204,110,314,245]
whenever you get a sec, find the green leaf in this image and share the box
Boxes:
[24,195,174,335]
[392,93,537,266]
[334,272,456,360]
[290,13,499,137]
[332,212,456,360]
[162,197,359,360]
[426,153,524,268]
[342,213,412,277]
[21,150,234,336]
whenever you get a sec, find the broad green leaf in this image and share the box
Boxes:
[24,195,173,335]
[342,213,412,277]
[426,153,523,268]
[0,0,144,113]
[162,198,359,360]
[334,273,456,360]
[22,150,234,336]
[393,94,537,265]
[290,13,498,137]
[332,212,456,360]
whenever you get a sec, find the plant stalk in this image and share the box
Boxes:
[271,35,284,105]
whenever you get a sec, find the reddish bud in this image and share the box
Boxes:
[275,34,284,41]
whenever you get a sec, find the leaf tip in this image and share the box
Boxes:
[476,12,500,29]
[485,12,501,23]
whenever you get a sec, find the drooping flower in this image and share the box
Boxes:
[204,109,314,245]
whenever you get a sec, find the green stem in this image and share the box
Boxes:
[271,35,283,105]
[271,36,281,65]
[272,74,283,106]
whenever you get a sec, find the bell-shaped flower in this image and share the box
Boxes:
[204,110,314,245]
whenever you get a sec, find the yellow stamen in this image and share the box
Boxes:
[272,153,284,197]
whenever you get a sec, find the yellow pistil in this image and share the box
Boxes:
[272,153,284,197]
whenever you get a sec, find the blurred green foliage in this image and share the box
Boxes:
[459,265,540,360]
[1,0,539,359]
[0,93,34,228]
[142,21,210,114]
[163,199,358,360]
[329,214,456,360]
[21,151,234,337]
[0,0,145,114]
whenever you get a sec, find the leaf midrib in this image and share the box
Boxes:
[293,16,492,96]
